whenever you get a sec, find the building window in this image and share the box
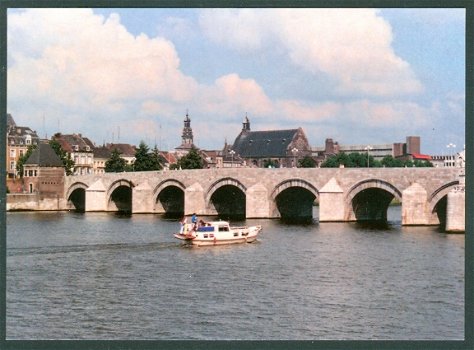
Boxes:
[34,170,37,176]
[19,150,24,157]
[29,183,33,193]
[10,149,15,158]
[10,161,15,170]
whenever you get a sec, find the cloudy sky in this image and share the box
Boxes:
[7,7,465,155]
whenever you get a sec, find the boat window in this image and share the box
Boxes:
[203,234,208,238]
[234,232,238,237]
[218,226,229,232]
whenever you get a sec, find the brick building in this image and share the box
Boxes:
[22,142,65,196]
[230,116,311,168]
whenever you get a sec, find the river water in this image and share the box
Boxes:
[6,207,464,340]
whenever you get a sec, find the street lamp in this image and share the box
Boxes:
[364,145,373,168]
[447,143,456,167]
[291,147,298,168]
[229,149,235,167]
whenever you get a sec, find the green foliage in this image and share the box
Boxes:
[263,159,278,168]
[133,141,163,171]
[298,156,317,168]
[321,152,377,168]
[322,153,434,168]
[49,140,75,175]
[177,147,203,169]
[16,144,36,177]
[105,148,127,172]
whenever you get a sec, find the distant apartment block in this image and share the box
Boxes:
[313,136,428,163]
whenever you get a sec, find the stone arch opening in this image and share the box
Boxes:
[68,188,86,212]
[346,179,402,222]
[272,179,319,222]
[66,182,87,212]
[107,180,133,213]
[156,186,185,218]
[154,180,186,218]
[207,178,246,219]
[429,181,459,227]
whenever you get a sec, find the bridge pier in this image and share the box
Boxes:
[85,179,107,212]
[246,183,271,218]
[132,181,153,213]
[445,185,465,232]
[185,182,207,216]
[401,183,429,225]
[319,178,345,222]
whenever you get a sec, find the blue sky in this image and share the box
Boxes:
[7,8,465,155]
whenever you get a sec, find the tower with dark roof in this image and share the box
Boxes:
[181,112,194,147]
[175,111,198,156]
[242,114,250,132]
[22,142,65,196]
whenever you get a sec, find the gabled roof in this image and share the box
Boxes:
[106,143,136,157]
[231,129,300,158]
[159,151,177,164]
[52,133,93,152]
[8,126,39,138]
[24,143,63,167]
[93,146,112,159]
[411,153,432,160]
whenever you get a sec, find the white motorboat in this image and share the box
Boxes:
[174,221,262,246]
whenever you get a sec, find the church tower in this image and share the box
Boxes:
[242,114,250,132]
[175,111,197,157]
[181,111,194,146]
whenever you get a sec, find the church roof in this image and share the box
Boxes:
[231,129,300,158]
[24,143,63,167]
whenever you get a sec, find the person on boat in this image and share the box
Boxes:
[191,213,198,231]
[179,216,187,234]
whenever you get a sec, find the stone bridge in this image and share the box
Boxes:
[63,167,464,227]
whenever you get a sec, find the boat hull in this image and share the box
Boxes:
[174,222,261,247]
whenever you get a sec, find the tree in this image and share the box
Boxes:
[263,159,278,168]
[16,144,36,177]
[177,147,203,169]
[321,152,379,168]
[133,141,163,171]
[49,140,75,175]
[298,156,317,168]
[105,148,127,172]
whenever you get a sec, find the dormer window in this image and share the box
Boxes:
[73,145,79,151]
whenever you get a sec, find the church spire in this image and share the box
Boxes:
[242,113,250,132]
[181,110,193,146]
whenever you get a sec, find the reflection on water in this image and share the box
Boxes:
[6,206,464,340]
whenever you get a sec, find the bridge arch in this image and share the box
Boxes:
[66,182,88,212]
[206,177,247,219]
[428,180,459,226]
[345,178,402,222]
[107,179,134,213]
[271,179,319,220]
[153,179,186,217]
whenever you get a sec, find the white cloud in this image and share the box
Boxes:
[8,9,198,109]
[199,9,423,97]
[7,8,455,153]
